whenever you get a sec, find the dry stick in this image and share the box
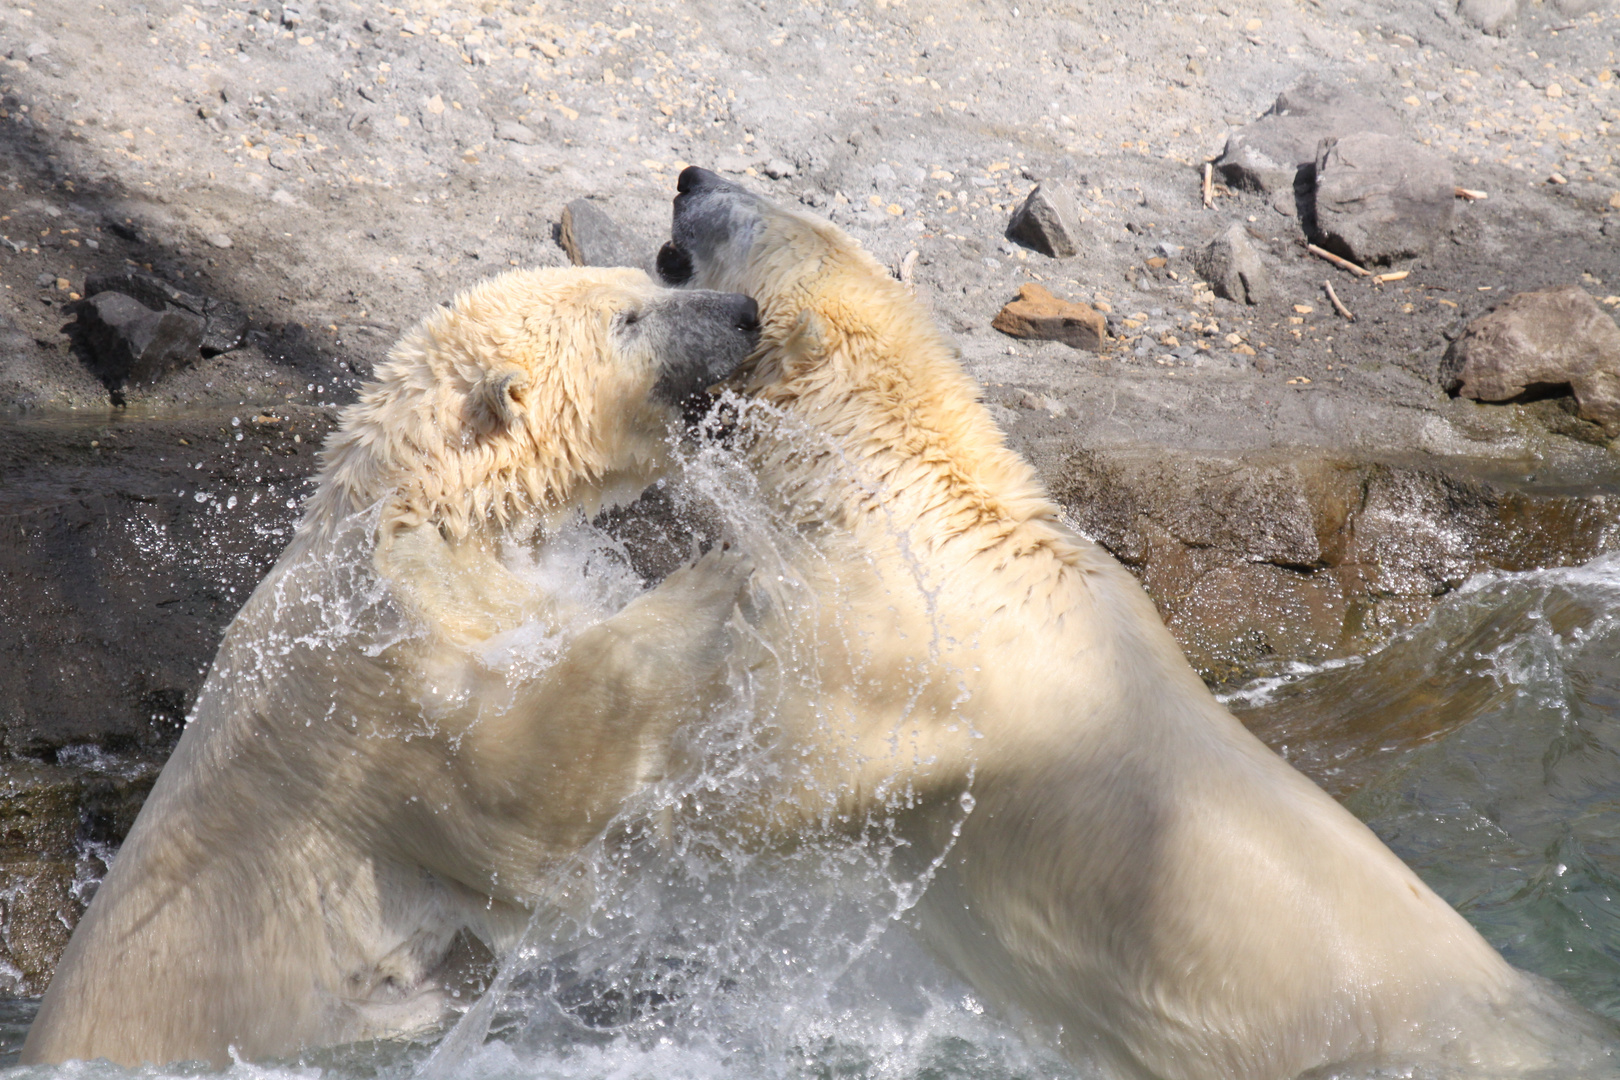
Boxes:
[1324,280,1355,321]
[1202,163,1214,208]
[1307,243,1371,277]
[1454,186,1488,201]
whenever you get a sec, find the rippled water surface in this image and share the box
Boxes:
[5,444,1620,1080]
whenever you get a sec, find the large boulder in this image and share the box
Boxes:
[1441,286,1620,435]
[1214,76,1403,195]
[1310,132,1454,265]
[76,292,205,387]
[82,270,247,356]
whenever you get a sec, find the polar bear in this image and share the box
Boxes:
[22,267,761,1068]
[655,170,1614,1080]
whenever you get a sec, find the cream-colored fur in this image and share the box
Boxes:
[664,173,1606,1080]
[22,267,755,1068]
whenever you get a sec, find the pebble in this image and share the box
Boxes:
[206,233,233,249]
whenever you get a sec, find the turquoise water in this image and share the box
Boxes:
[5,550,1620,1080]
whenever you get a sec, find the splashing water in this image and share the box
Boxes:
[4,425,1620,1079]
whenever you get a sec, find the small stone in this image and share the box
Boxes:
[1311,132,1454,265]
[558,199,644,268]
[1193,223,1272,305]
[1005,182,1080,258]
[206,233,232,249]
[762,158,794,179]
[991,283,1108,352]
[77,292,204,386]
[267,150,296,171]
[34,273,53,288]
[1546,84,1564,99]
[494,120,538,145]
[1441,286,1620,434]
[1215,75,1403,194]
[1458,0,1520,33]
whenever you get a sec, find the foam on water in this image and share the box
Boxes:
[6,424,1620,1079]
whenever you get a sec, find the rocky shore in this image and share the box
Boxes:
[0,0,1618,989]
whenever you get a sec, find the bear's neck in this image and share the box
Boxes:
[751,327,1081,578]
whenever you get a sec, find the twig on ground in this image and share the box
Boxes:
[1202,163,1213,208]
[1454,187,1488,201]
[897,249,919,287]
[1307,243,1371,277]
[1324,280,1354,321]
[1372,270,1410,284]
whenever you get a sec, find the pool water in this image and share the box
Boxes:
[4,533,1619,1079]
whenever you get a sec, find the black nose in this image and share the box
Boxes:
[656,241,694,286]
[676,166,725,195]
[729,294,759,333]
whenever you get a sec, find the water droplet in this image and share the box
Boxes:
[226,495,238,510]
[231,416,241,427]
[959,791,976,813]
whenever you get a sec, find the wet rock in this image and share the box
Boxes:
[1310,132,1454,265]
[1441,286,1620,435]
[558,198,644,269]
[0,758,159,994]
[84,270,248,356]
[1052,448,1620,682]
[991,283,1107,352]
[1193,223,1271,305]
[1214,76,1402,195]
[77,293,205,386]
[1005,182,1080,258]
[1458,0,1520,33]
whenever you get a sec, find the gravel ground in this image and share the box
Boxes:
[0,0,1614,458]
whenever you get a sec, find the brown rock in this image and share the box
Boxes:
[990,283,1108,352]
[1441,286,1620,435]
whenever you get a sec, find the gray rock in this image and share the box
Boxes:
[762,158,795,179]
[1005,182,1080,258]
[1193,223,1271,305]
[1310,132,1454,265]
[1441,286,1620,435]
[494,120,539,145]
[78,292,205,386]
[1458,0,1520,33]
[1215,76,1403,195]
[84,270,247,356]
[558,198,644,268]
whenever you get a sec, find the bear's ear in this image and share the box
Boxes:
[779,308,827,375]
[470,365,531,434]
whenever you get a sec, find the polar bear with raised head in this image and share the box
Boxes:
[23,267,761,1068]
[656,169,1615,1080]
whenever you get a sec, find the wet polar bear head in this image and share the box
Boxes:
[307,265,761,543]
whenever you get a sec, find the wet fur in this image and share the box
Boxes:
[23,268,753,1067]
[663,171,1613,1080]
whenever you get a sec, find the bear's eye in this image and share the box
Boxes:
[621,309,642,327]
